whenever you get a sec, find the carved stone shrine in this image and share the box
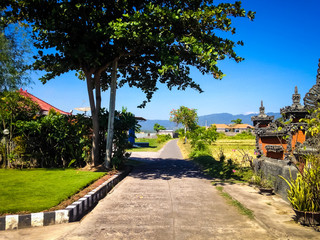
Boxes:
[252,59,320,162]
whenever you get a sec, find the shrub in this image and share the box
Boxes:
[15,110,92,168]
[156,134,171,143]
[188,126,218,148]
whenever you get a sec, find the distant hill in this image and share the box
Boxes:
[139,112,281,132]
[138,119,182,132]
[198,112,281,126]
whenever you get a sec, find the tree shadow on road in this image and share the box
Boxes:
[128,157,212,181]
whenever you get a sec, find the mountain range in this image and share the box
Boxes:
[139,112,281,132]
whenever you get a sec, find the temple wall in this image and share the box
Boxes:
[253,157,298,201]
[260,137,287,160]
[291,130,306,150]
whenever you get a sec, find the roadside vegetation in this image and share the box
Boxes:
[0,92,138,215]
[0,92,139,169]
[0,169,106,215]
[210,139,255,163]
[179,135,255,182]
[175,108,255,183]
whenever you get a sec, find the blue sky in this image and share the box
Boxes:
[25,0,320,120]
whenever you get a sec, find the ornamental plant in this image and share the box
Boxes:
[250,171,274,189]
[280,155,320,212]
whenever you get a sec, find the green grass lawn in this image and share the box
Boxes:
[127,138,170,152]
[0,168,106,214]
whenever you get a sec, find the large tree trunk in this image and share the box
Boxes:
[105,59,118,168]
[85,71,101,166]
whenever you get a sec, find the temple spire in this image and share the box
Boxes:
[317,58,320,85]
[259,100,266,117]
[292,86,301,108]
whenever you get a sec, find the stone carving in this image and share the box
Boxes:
[259,100,266,117]
[252,59,320,162]
[280,86,308,121]
[304,59,320,109]
[251,101,274,127]
[265,145,284,152]
[292,86,301,107]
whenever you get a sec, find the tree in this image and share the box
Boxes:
[170,106,198,143]
[0,90,40,167]
[231,118,243,124]
[3,1,255,167]
[0,9,32,91]
[154,123,166,133]
[188,125,218,152]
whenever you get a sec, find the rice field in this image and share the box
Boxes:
[209,139,256,165]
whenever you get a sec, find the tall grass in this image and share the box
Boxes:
[178,138,254,182]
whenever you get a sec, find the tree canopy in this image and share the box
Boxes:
[2,0,255,165]
[231,118,243,124]
[170,106,198,130]
[154,123,166,133]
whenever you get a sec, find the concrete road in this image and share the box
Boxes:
[0,140,272,239]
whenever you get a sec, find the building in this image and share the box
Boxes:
[213,123,254,133]
[19,89,70,115]
[230,124,254,133]
[213,124,231,133]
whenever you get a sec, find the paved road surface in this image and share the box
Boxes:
[0,140,272,239]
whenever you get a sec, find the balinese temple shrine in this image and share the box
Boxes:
[252,59,320,163]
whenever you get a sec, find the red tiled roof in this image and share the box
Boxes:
[212,124,231,129]
[19,89,70,115]
[232,124,254,129]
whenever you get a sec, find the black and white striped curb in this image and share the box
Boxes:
[0,167,131,231]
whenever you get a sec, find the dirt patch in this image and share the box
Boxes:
[80,164,111,172]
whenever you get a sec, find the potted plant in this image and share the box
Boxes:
[280,154,320,226]
[250,171,275,195]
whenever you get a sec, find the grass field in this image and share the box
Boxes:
[0,169,106,215]
[127,138,171,152]
[178,138,255,163]
[178,138,255,182]
[210,139,255,165]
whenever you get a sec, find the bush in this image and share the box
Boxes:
[15,110,92,168]
[188,126,218,148]
[4,106,139,169]
[156,134,171,143]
